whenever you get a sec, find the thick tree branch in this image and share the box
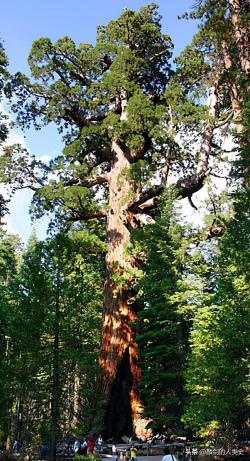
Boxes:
[32,86,108,128]
[63,106,110,128]
[188,196,198,210]
[63,107,90,128]
[64,174,108,188]
[149,49,168,62]
[215,110,233,128]
[85,158,110,176]
[66,209,107,222]
[127,159,169,212]
[127,186,163,213]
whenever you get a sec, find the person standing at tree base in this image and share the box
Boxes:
[81,440,87,455]
[130,446,137,461]
[13,440,21,452]
[87,435,96,454]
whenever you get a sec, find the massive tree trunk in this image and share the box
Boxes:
[97,69,223,438]
[98,139,143,438]
[228,0,250,80]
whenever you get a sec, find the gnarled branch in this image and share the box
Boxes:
[64,173,108,188]
[66,209,107,222]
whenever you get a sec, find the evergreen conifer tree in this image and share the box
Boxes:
[1,3,244,436]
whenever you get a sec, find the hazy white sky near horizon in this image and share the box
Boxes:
[0,0,226,243]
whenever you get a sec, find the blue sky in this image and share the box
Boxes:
[1,1,197,75]
[1,0,198,242]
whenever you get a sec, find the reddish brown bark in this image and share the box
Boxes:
[228,0,250,79]
[96,65,222,441]
[98,139,143,437]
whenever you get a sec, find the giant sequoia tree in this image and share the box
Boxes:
[179,0,250,438]
[3,4,233,437]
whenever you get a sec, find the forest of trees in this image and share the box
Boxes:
[0,0,249,458]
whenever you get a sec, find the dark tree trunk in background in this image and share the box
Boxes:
[50,266,60,461]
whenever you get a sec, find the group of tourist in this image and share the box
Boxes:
[112,444,138,461]
[72,434,102,455]
[11,436,138,461]
[73,437,138,460]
